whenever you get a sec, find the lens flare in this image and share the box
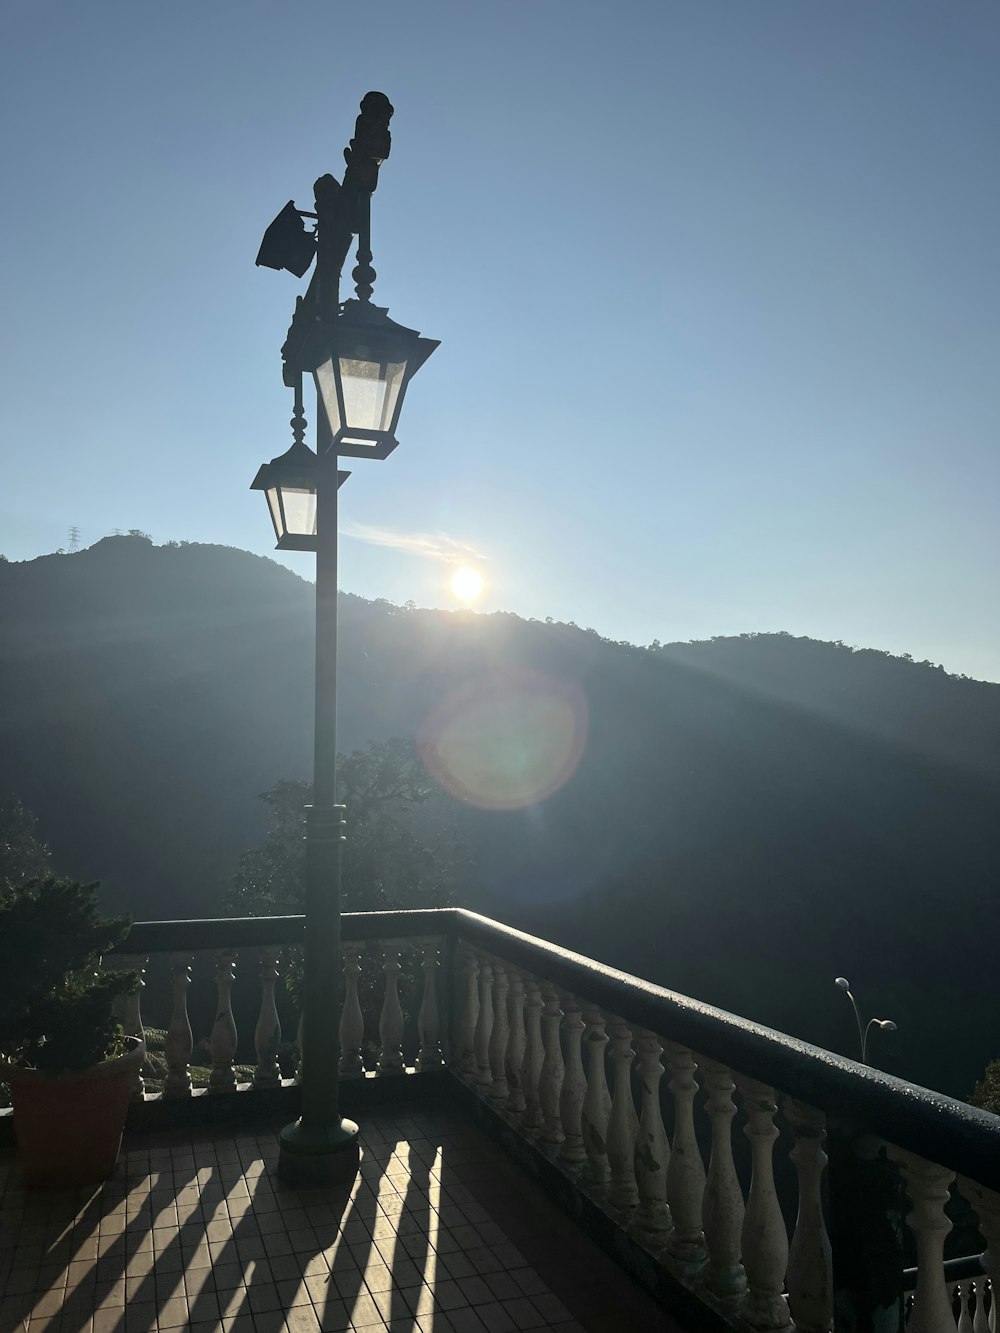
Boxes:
[418,669,588,810]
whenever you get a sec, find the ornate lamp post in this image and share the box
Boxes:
[253,93,438,1185]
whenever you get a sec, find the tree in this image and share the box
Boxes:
[226,737,462,917]
[0,795,52,889]
[970,1061,1000,1116]
[226,738,463,1050]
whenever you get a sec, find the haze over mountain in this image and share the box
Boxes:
[1,535,997,1098]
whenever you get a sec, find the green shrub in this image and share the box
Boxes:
[0,879,136,1073]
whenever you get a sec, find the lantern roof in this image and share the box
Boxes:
[286,300,438,379]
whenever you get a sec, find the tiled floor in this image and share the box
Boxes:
[0,1106,680,1331]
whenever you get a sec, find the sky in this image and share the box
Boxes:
[2,2,999,680]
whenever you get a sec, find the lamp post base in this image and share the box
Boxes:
[276,1116,360,1188]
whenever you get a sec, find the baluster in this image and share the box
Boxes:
[949,1285,965,1327]
[377,945,405,1075]
[539,985,565,1146]
[208,950,238,1091]
[521,977,544,1130]
[737,1077,791,1332]
[252,947,282,1088]
[488,961,510,1104]
[453,943,479,1079]
[606,1015,639,1213]
[559,997,587,1167]
[505,968,527,1116]
[784,1099,832,1333]
[958,1180,1000,1333]
[891,1149,956,1333]
[958,1284,975,1333]
[972,1278,990,1333]
[581,1006,612,1185]
[416,939,443,1070]
[473,954,494,1089]
[339,944,365,1078]
[664,1042,707,1274]
[633,1028,670,1236]
[115,954,147,1101]
[163,953,193,1097]
[700,1057,747,1304]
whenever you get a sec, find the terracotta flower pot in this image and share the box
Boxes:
[3,1037,145,1188]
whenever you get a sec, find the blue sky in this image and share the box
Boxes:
[2,2,998,680]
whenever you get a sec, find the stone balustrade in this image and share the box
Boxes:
[87,907,1000,1331]
[106,911,447,1099]
[447,915,1000,1333]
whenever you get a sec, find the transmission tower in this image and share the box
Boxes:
[67,526,81,552]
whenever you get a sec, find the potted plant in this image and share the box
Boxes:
[0,877,144,1187]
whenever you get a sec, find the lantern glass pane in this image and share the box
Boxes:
[280,485,317,537]
[340,356,407,433]
[266,488,283,539]
[315,359,343,435]
[381,358,407,429]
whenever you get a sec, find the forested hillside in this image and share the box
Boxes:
[2,535,997,1098]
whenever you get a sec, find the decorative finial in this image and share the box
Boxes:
[352,235,376,303]
[343,93,394,195]
[291,374,307,447]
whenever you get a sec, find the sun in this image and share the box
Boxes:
[450,566,484,604]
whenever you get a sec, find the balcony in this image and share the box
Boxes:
[2,907,999,1332]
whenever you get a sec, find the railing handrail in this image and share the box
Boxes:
[115,908,453,954]
[903,1255,984,1289]
[113,905,1000,1191]
[449,909,1000,1192]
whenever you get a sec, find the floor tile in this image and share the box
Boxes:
[0,1105,678,1332]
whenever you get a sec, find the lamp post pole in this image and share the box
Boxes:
[275,405,358,1185]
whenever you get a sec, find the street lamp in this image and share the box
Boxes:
[311,300,439,460]
[834,977,898,1065]
[250,386,350,552]
[252,92,437,1186]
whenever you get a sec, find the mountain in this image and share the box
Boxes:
[1,535,997,1098]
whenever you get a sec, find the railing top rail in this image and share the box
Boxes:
[116,908,453,955]
[451,909,1000,1193]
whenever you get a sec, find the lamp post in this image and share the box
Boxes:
[252,93,438,1186]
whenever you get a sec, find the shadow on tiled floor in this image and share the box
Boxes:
[0,1105,680,1331]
